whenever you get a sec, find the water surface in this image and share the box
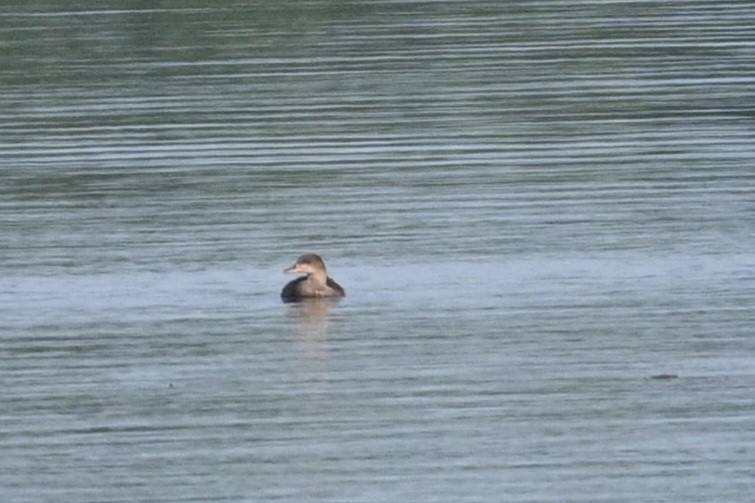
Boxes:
[1,1,754,502]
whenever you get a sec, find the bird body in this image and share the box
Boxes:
[281,254,345,301]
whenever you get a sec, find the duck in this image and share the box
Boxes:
[281,253,346,301]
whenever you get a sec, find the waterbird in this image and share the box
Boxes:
[281,254,345,301]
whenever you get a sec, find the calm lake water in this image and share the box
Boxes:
[2,1,754,502]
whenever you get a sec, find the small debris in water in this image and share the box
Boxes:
[650,374,679,380]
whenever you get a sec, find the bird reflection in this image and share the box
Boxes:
[292,297,334,320]
[287,298,338,358]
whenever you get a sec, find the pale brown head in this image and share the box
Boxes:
[283,253,328,276]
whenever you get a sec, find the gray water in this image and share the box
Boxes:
[2,1,754,502]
